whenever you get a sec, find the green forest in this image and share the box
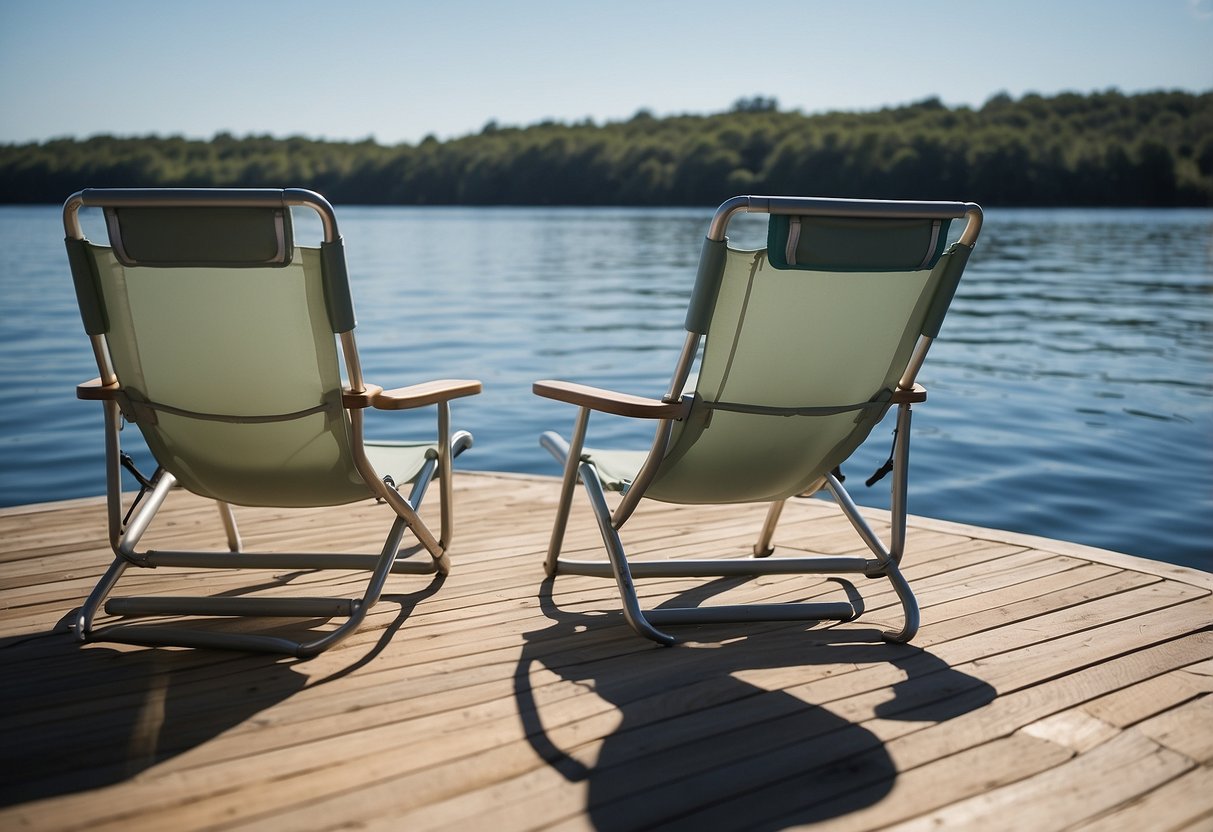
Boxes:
[2,90,1211,206]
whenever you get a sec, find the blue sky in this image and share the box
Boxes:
[1,0,1210,145]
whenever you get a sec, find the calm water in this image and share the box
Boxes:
[1,204,1209,571]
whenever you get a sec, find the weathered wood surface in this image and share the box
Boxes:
[1,472,1209,831]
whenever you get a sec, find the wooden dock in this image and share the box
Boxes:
[1,471,1210,831]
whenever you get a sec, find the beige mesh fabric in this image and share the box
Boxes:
[579,448,649,492]
[90,244,428,507]
[632,245,957,505]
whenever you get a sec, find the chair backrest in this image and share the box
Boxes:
[64,188,374,507]
[643,197,979,505]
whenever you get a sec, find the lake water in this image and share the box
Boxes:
[1,204,1209,571]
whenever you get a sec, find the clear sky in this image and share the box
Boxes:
[1,0,1210,146]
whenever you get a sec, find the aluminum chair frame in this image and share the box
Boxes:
[535,195,983,646]
[64,188,480,657]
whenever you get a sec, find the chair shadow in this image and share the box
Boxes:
[0,572,443,809]
[515,578,996,831]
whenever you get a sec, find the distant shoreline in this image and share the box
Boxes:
[3,90,1210,208]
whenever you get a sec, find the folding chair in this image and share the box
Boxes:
[63,188,480,656]
[534,195,982,644]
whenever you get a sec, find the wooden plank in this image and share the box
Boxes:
[1133,696,1213,764]
[906,512,1213,591]
[1019,709,1120,752]
[884,731,1193,832]
[1082,658,1213,728]
[1067,766,1213,832]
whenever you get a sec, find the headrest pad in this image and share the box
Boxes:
[767,215,950,272]
[104,206,293,268]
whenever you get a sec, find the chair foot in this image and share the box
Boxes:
[879,560,920,643]
[434,550,452,576]
[623,609,677,646]
[753,500,785,558]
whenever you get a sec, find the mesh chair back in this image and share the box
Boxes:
[646,217,969,504]
[82,218,371,507]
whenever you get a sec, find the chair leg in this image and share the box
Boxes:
[889,403,913,564]
[116,471,177,563]
[879,401,917,638]
[542,407,590,577]
[753,500,785,557]
[880,559,920,643]
[102,401,124,551]
[217,502,242,552]
[825,464,920,644]
[402,428,473,576]
[437,402,454,550]
[75,556,128,641]
[579,460,675,646]
[291,513,412,658]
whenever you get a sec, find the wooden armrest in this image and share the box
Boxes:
[342,384,384,409]
[77,378,120,401]
[371,379,482,411]
[891,383,927,404]
[533,380,689,419]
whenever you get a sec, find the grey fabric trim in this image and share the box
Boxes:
[126,397,333,425]
[684,237,729,334]
[705,394,890,418]
[711,251,765,403]
[66,237,108,335]
[917,220,942,270]
[785,217,801,266]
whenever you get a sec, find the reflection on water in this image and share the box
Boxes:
[0,205,1209,569]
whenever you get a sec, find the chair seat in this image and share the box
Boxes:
[365,440,439,486]
[581,447,648,492]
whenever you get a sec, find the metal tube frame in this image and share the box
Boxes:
[543,408,589,576]
[64,188,476,657]
[753,499,786,558]
[540,195,980,645]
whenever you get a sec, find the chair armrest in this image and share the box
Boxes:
[78,378,121,401]
[342,384,384,409]
[371,379,482,411]
[891,383,927,404]
[533,380,689,419]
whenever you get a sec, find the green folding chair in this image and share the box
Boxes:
[535,195,982,645]
[64,188,481,656]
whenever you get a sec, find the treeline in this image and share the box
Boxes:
[2,90,1211,206]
